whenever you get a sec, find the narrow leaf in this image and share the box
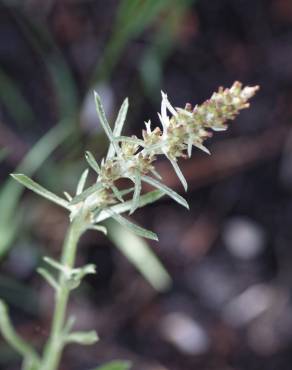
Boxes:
[64,191,72,201]
[194,143,210,155]
[169,158,187,191]
[37,268,59,291]
[74,264,96,278]
[141,175,189,209]
[76,169,89,195]
[150,168,162,180]
[95,190,164,222]
[92,360,132,370]
[70,182,103,205]
[94,91,120,155]
[66,330,99,345]
[119,187,135,196]
[130,170,141,214]
[43,256,67,273]
[111,184,124,202]
[11,174,70,210]
[85,151,100,174]
[113,98,129,136]
[109,211,158,241]
[107,98,129,159]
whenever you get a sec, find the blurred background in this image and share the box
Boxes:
[0,0,292,369]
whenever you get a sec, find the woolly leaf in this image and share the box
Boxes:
[111,184,124,202]
[194,143,210,155]
[37,268,58,291]
[119,187,135,196]
[109,211,158,241]
[150,168,162,180]
[107,98,129,159]
[95,190,164,222]
[76,169,89,195]
[11,174,70,210]
[70,182,103,205]
[43,256,67,273]
[141,175,189,209]
[94,91,120,155]
[168,158,187,191]
[64,191,72,201]
[85,151,100,174]
[130,170,141,214]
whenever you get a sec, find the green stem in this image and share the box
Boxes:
[40,217,85,370]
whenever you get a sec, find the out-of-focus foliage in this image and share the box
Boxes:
[93,360,131,370]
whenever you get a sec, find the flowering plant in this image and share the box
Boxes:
[0,82,258,370]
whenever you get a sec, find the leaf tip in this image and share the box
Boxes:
[10,173,24,183]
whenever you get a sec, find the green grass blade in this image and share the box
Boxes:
[0,122,73,258]
[92,360,132,370]
[0,69,36,127]
[107,220,171,291]
[0,300,40,366]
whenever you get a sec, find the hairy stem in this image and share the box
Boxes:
[40,217,85,370]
